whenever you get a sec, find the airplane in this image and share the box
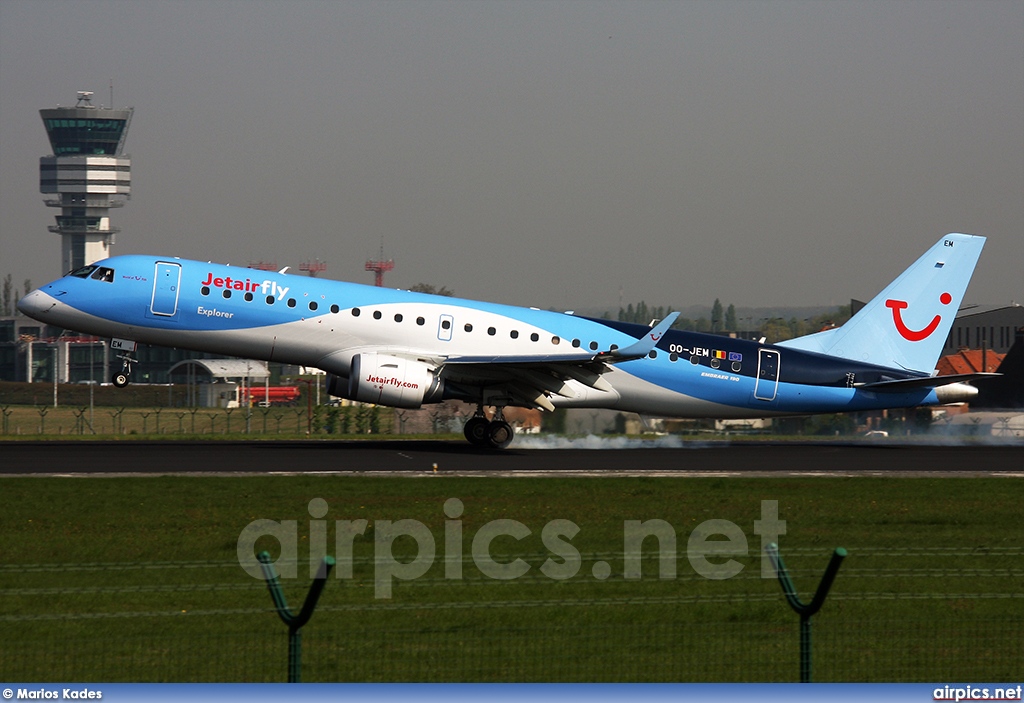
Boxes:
[18,233,997,448]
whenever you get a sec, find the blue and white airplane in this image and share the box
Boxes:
[18,233,995,447]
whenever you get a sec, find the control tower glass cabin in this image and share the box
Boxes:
[39,91,132,274]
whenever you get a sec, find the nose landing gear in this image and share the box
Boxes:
[111,352,136,388]
[463,406,515,449]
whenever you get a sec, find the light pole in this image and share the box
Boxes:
[245,361,252,434]
[297,378,313,435]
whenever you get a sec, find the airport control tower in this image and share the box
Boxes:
[39,91,132,273]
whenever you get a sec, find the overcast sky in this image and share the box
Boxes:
[1,0,1021,312]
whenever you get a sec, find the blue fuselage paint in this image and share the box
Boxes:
[21,254,941,419]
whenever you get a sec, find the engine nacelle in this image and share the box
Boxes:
[327,353,444,409]
[933,382,979,405]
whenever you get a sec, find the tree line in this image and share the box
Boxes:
[2,275,33,316]
[611,298,852,342]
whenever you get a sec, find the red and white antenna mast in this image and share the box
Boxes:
[299,259,327,277]
[365,243,394,287]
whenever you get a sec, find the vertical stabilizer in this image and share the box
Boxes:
[778,234,986,373]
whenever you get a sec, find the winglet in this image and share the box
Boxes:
[602,312,679,360]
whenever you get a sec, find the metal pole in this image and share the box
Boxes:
[257,551,335,683]
[765,543,846,683]
[53,344,58,407]
[89,341,94,431]
[245,363,251,434]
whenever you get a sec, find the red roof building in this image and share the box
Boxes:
[936,348,1005,376]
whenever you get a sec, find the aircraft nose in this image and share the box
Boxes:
[17,289,57,319]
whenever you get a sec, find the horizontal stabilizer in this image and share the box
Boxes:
[859,372,1000,392]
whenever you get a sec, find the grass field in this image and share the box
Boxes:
[1,474,1022,682]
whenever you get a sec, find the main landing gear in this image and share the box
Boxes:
[464,407,515,450]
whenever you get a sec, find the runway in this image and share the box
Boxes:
[1,440,1021,477]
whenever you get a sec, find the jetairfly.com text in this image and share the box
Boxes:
[237,498,786,598]
[366,374,419,390]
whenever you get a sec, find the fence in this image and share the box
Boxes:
[3,609,1020,682]
[2,548,1021,682]
[0,404,399,437]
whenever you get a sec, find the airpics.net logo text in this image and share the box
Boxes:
[236,499,786,599]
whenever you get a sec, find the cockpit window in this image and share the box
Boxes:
[69,265,97,279]
[90,267,115,282]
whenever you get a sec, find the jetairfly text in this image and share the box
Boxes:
[200,272,290,301]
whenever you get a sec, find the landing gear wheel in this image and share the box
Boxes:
[464,416,491,446]
[486,420,515,449]
[112,373,130,388]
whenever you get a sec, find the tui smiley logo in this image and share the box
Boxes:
[885,292,952,342]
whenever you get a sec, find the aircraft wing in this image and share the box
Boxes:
[443,312,679,366]
[437,313,680,411]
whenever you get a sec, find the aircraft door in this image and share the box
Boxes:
[150,262,182,316]
[754,349,780,401]
[437,314,454,342]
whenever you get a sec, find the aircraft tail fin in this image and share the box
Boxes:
[778,233,986,373]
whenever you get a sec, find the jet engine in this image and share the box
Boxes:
[933,382,979,405]
[326,353,444,409]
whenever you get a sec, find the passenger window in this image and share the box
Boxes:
[352,308,361,317]
[465,323,473,332]
[331,304,340,313]
[308,301,318,311]
[441,319,451,329]
[244,292,253,302]
[266,296,275,305]
[530,333,539,342]
[589,341,598,351]
[417,317,425,325]
[551,336,560,345]
[394,313,403,322]
[732,361,742,373]
[510,330,519,339]
[287,299,296,308]
[572,339,581,348]
[201,287,210,296]
[373,311,382,320]
[222,290,231,299]
[488,327,496,336]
